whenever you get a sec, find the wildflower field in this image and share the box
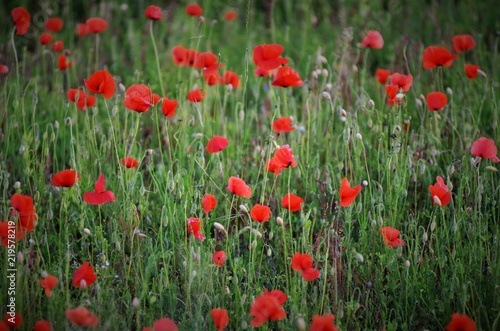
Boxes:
[1,0,499,330]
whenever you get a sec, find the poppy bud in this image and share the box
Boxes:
[41,270,48,278]
[19,145,25,154]
[422,232,428,243]
[14,181,21,189]
[65,117,72,126]
[226,84,233,92]
[296,317,306,330]
[322,69,328,77]
[325,83,333,90]
[340,116,347,122]
[485,166,498,172]
[54,120,59,129]
[182,261,187,267]
[121,4,128,11]
[249,240,257,250]
[355,252,364,263]
[415,98,423,108]
[339,108,347,116]
[251,228,262,238]
[433,196,442,207]
[115,241,121,251]
[239,205,249,214]
[267,248,272,256]
[477,69,487,77]
[132,297,140,309]
[362,180,368,186]
[394,125,401,133]
[368,99,375,107]
[80,279,88,289]
[239,110,244,121]
[430,220,436,232]
[276,216,284,226]
[356,133,362,140]
[17,252,23,265]
[396,93,405,100]
[352,64,358,72]
[226,286,230,294]
[446,87,453,95]
[316,55,327,64]
[311,71,318,80]
[322,91,331,100]
[84,228,91,235]
[213,222,225,232]
[405,260,411,268]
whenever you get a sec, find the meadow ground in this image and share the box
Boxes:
[0,0,499,330]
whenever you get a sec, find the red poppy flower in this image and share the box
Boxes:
[121,156,140,168]
[445,313,476,331]
[65,307,99,328]
[83,174,116,205]
[203,64,222,86]
[172,45,188,65]
[339,178,361,207]
[34,320,52,331]
[143,318,178,331]
[161,97,178,117]
[3,312,23,329]
[267,145,297,175]
[0,221,25,247]
[210,308,229,331]
[375,69,390,84]
[212,251,226,267]
[186,4,203,16]
[426,91,448,111]
[58,54,72,70]
[0,65,8,75]
[124,84,156,112]
[84,70,115,99]
[72,261,97,288]
[281,193,304,212]
[471,137,499,162]
[253,44,288,71]
[272,66,303,87]
[0,320,8,331]
[187,88,206,102]
[51,40,64,52]
[187,217,205,241]
[39,274,58,297]
[206,136,229,154]
[384,84,399,106]
[39,32,53,45]
[291,252,320,281]
[254,67,272,77]
[220,70,240,88]
[309,314,340,331]
[11,193,37,233]
[202,194,217,213]
[429,176,451,207]
[145,5,162,20]
[452,34,476,53]
[75,23,89,37]
[249,290,287,327]
[44,17,63,32]
[224,11,238,21]
[272,117,295,134]
[422,46,458,69]
[379,227,405,247]
[52,169,79,187]
[465,64,480,79]
[389,72,413,92]
[194,52,218,69]
[250,204,271,223]
[86,17,108,33]
[12,7,30,35]
[227,176,252,198]
[361,30,384,49]
[68,89,96,110]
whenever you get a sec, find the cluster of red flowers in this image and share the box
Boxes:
[253,43,304,87]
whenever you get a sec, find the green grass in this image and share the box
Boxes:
[1,0,499,330]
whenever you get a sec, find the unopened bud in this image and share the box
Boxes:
[322,91,331,100]
[356,133,362,140]
[433,196,442,207]
[321,69,328,77]
[405,260,411,268]
[83,228,91,235]
[213,222,225,231]
[249,240,257,250]
[239,205,249,213]
[477,69,487,78]
[13,181,21,190]
[368,99,375,107]
[297,317,306,330]
[485,166,498,172]
[132,297,140,309]
[422,232,428,243]
[276,217,284,226]
[251,228,262,238]
[340,116,347,122]
[362,180,368,187]
[446,87,453,95]
[17,252,23,264]
[396,93,405,100]
[355,252,364,263]
[119,83,126,92]
[80,279,88,289]
[311,71,318,80]
[415,98,423,108]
